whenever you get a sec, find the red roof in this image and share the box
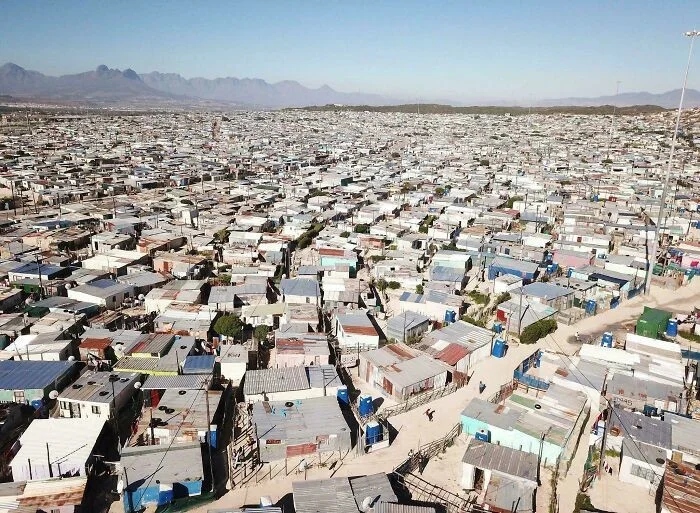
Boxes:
[663,460,700,513]
[344,325,379,336]
[434,343,470,366]
[79,337,112,350]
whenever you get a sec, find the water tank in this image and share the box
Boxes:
[601,332,613,348]
[475,429,491,442]
[336,386,349,406]
[492,322,503,334]
[365,421,382,445]
[666,319,678,337]
[492,339,507,358]
[358,394,374,417]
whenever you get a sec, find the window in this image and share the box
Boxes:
[306,297,310,304]
[91,405,101,415]
[13,390,25,404]
[59,401,69,410]
[630,463,656,482]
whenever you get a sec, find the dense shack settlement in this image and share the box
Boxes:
[0,108,698,513]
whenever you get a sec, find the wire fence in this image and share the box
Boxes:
[376,379,467,422]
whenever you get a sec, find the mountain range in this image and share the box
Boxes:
[1,62,698,109]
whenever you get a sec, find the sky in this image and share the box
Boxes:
[1,0,700,103]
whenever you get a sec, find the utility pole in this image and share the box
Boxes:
[645,31,699,295]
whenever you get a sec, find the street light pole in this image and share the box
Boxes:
[645,30,699,295]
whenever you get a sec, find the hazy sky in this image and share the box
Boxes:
[2,0,699,102]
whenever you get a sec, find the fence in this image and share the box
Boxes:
[513,370,550,392]
[391,423,474,513]
[376,380,466,422]
[488,379,516,404]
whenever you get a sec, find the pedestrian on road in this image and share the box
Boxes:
[427,409,434,422]
[479,381,486,394]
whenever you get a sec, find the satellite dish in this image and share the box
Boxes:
[48,390,59,400]
[116,480,124,494]
[55,224,61,230]
[138,294,145,301]
[361,497,374,512]
[260,497,273,507]
[67,356,76,361]
[133,382,142,390]
[25,298,34,305]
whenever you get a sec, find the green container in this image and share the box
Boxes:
[636,306,672,339]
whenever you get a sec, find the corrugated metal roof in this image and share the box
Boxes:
[243,366,309,396]
[0,360,75,392]
[11,418,105,481]
[141,374,209,390]
[293,473,357,513]
[372,503,438,513]
[182,355,216,374]
[461,438,538,481]
[348,473,397,505]
[253,396,350,451]
[120,442,203,491]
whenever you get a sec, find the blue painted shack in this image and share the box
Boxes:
[121,442,204,512]
[488,256,539,282]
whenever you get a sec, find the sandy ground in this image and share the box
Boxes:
[193,279,700,512]
[587,469,658,513]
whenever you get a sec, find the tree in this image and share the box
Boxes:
[354,224,370,234]
[215,228,230,243]
[479,159,490,167]
[435,187,445,197]
[416,284,424,295]
[519,319,558,345]
[377,279,388,293]
[214,315,245,340]
[254,325,271,342]
[340,231,350,237]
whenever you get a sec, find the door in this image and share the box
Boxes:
[382,377,393,396]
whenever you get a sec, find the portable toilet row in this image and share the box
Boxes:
[492,339,507,358]
[601,332,613,348]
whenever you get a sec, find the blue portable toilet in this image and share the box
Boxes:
[492,322,503,334]
[358,394,374,416]
[567,267,574,278]
[475,429,491,442]
[492,339,507,358]
[601,332,613,348]
[444,310,456,324]
[209,425,218,449]
[365,421,382,445]
[337,386,349,406]
[666,319,678,337]
[585,300,597,315]
[643,405,658,417]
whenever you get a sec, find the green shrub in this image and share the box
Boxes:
[354,224,370,234]
[461,315,486,328]
[519,319,557,345]
[468,289,490,305]
[387,281,401,290]
[340,231,350,237]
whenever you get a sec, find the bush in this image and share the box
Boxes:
[479,159,490,167]
[468,289,490,305]
[504,196,523,209]
[519,319,557,345]
[416,284,424,294]
[387,281,401,290]
[461,315,486,328]
[370,255,386,262]
[340,231,350,237]
[218,273,231,285]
